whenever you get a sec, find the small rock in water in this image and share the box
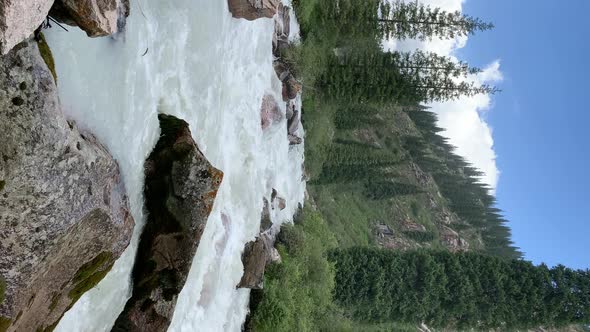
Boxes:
[260,94,283,130]
[288,133,302,145]
[271,188,287,211]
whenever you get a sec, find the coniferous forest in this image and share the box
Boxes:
[247,0,590,331]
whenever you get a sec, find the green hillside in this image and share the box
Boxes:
[247,0,590,330]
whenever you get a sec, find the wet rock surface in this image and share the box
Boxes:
[0,39,134,332]
[237,233,280,289]
[260,94,283,130]
[49,0,130,37]
[112,114,223,332]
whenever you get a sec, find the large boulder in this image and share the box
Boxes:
[237,234,280,289]
[228,0,279,21]
[49,0,130,37]
[112,114,223,332]
[0,0,54,55]
[0,39,134,332]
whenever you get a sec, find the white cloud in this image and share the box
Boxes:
[387,0,502,190]
[433,61,502,190]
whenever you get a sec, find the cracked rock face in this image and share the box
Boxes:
[112,114,223,332]
[0,0,55,55]
[0,39,134,332]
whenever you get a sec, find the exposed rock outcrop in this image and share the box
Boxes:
[112,114,223,332]
[260,94,282,130]
[0,39,134,332]
[49,0,129,37]
[402,220,427,233]
[0,0,54,55]
[440,226,469,252]
[228,0,279,21]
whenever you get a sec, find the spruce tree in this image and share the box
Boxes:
[320,50,498,103]
[379,0,494,41]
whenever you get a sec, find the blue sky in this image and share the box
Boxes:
[457,0,590,270]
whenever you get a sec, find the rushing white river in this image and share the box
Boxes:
[45,1,305,331]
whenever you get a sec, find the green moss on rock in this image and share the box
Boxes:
[36,33,57,83]
[68,252,113,304]
[36,320,59,332]
[0,317,11,332]
[0,275,6,305]
[48,293,60,312]
[0,180,5,192]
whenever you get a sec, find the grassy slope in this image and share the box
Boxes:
[250,0,586,331]
[304,99,483,253]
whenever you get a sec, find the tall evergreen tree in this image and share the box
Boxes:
[379,0,494,41]
[320,50,498,103]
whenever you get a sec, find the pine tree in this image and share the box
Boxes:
[320,50,498,103]
[330,248,590,329]
[379,0,494,41]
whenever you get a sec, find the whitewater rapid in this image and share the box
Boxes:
[45,1,305,331]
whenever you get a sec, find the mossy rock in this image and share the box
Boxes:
[0,317,11,332]
[36,320,59,332]
[0,275,5,304]
[48,293,60,313]
[0,180,5,192]
[68,252,113,304]
[36,33,57,83]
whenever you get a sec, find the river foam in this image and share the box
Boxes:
[46,1,304,330]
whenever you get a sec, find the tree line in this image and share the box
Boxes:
[330,248,590,330]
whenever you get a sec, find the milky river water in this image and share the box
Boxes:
[45,1,304,331]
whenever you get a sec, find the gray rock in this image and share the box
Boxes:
[112,114,223,332]
[0,39,134,332]
[272,3,290,57]
[228,0,279,21]
[0,0,54,55]
[237,233,278,289]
